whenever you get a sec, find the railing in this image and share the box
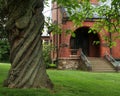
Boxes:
[104,51,120,72]
[80,50,92,71]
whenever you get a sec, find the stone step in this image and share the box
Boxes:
[87,57,103,60]
[92,68,116,71]
[92,67,113,69]
[92,70,116,72]
[87,57,115,72]
[92,68,115,70]
[91,64,113,67]
[92,67,115,69]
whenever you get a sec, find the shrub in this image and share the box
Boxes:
[42,43,52,68]
[0,39,10,62]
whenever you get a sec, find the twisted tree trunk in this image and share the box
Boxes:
[4,0,53,88]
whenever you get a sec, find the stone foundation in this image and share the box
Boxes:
[58,58,80,70]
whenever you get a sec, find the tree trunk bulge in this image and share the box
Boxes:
[4,0,53,89]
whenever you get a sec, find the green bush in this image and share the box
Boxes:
[0,39,10,62]
[48,63,57,68]
[43,44,52,68]
[43,43,57,68]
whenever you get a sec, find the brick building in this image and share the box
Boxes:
[50,1,120,70]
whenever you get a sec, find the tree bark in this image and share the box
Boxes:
[3,0,53,89]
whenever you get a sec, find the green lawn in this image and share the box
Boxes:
[0,63,120,96]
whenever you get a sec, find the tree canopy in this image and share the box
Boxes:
[51,0,120,47]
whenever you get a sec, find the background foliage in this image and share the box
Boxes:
[0,0,9,62]
[0,39,10,62]
[43,43,52,68]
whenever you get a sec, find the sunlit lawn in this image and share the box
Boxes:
[0,63,120,96]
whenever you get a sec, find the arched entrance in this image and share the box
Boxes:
[70,27,100,57]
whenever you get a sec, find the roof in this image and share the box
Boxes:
[60,1,111,22]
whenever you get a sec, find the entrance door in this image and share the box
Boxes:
[70,27,100,57]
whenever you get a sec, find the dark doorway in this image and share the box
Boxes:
[70,27,100,57]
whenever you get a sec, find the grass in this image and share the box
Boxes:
[0,63,120,96]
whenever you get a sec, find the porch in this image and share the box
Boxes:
[58,49,120,72]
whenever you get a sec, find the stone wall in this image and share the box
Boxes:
[58,59,80,70]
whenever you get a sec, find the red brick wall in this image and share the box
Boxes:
[111,36,120,58]
[90,0,98,4]
[58,20,120,59]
